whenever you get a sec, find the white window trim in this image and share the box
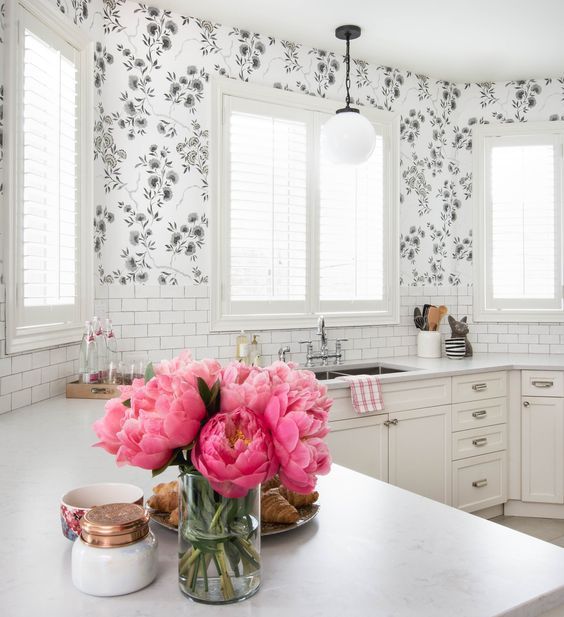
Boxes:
[473,121,564,323]
[3,0,94,354]
[210,78,400,332]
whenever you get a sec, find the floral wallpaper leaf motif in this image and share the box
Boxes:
[478,82,498,108]
[381,67,404,111]
[308,49,339,96]
[103,0,126,33]
[94,104,127,193]
[507,79,542,121]
[229,27,266,81]
[94,41,114,94]
[280,40,302,74]
[93,204,115,257]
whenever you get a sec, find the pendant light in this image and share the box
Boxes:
[322,25,376,165]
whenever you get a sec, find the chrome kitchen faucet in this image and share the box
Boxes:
[299,315,348,367]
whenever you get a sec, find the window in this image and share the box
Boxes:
[474,122,564,322]
[4,0,93,353]
[211,80,399,330]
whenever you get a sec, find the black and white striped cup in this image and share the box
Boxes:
[445,337,466,359]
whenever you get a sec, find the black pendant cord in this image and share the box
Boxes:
[335,25,360,114]
[344,33,351,109]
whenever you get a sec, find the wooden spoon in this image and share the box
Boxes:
[427,306,440,332]
[437,305,448,326]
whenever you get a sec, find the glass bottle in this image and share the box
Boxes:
[93,316,108,382]
[79,321,99,384]
[105,319,120,384]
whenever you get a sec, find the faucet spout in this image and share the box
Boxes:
[317,315,327,350]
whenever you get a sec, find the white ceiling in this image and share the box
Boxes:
[149,0,564,82]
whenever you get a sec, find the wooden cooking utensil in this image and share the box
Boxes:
[427,306,440,332]
[437,305,448,326]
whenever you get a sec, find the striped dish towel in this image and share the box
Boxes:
[340,375,384,414]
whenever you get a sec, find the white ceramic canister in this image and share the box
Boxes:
[416,331,442,358]
[72,503,158,596]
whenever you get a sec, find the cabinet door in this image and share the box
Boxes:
[388,405,452,504]
[522,397,564,504]
[326,415,389,482]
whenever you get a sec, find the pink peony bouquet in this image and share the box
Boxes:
[93,351,332,497]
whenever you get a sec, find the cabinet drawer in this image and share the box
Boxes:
[452,397,507,431]
[453,452,507,512]
[452,371,507,403]
[381,378,451,414]
[452,424,506,461]
[522,370,564,397]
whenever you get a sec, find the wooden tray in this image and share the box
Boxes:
[66,381,121,400]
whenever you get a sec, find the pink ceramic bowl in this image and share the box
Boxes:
[60,483,144,540]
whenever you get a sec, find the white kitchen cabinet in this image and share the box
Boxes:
[388,405,452,504]
[326,415,388,482]
[327,377,452,504]
[522,396,564,504]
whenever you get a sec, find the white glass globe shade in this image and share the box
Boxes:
[321,111,376,165]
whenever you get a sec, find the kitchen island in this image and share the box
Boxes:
[2,396,564,617]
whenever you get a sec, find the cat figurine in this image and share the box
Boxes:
[447,315,473,357]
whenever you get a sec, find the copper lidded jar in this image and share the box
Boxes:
[71,503,158,596]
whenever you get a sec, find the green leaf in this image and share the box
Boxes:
[197,377,212,407]
[122,398,131,408]
[144,362,155,383]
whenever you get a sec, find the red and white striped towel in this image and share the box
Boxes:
[341,375,384,414]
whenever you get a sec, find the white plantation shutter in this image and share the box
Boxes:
[224,98,309,315]
[319,132,385,311]
[483,134,563,313]
[5,0,92,353]
[214,82,399,329]
[22,19,78,315]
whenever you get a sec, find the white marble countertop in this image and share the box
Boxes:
[3,396,564,616]
[320,352,564,389]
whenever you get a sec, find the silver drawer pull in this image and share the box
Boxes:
[472,383,488,391]
[531,380,554,388]
[472,479,488,488]
[472,437,488,447]
[472,410,487,418]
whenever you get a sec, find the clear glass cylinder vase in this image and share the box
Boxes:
[178,472,261,604]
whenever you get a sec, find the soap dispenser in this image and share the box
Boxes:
[235,330,249,363]
[249,334,261,367]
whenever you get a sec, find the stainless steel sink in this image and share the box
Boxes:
[313,365,410,380]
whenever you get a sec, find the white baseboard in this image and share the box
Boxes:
[504,499,564,519]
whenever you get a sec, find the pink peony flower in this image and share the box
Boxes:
[93,378,146,454]
[264,390,331,494]
[192,408,279,498]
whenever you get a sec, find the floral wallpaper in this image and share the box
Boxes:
[3,1,564,288]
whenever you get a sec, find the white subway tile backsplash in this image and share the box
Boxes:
[1,373,22,395]
[2,282,564,414]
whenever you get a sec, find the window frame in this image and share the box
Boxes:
[473,121,564,323]
[3,0,93,354]
[210,78,400,331]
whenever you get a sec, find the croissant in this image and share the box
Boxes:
[279,486,319,507]
[261,489,299,524]
[262,475,281,492]
[153,481,177,495]
[168,507,179,526]
[148,490,178,513]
